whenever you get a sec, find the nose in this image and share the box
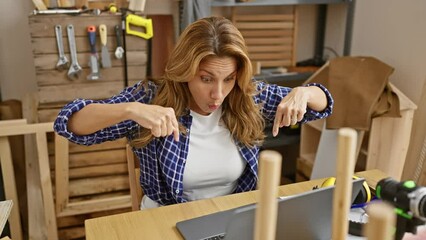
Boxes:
[211,82,224,100]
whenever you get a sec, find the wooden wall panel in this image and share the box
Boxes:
[27,12,148,239]
[232,6,298,69]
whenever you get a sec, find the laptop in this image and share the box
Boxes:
[176,178,365,240]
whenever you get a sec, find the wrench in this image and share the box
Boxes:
[114,25,124,59]
[54,25,69,71]
[67,24,82,80]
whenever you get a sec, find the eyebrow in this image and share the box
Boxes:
[200,69,237,78]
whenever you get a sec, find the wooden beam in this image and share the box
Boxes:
[0,137,23,240]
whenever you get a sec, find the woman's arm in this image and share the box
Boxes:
[272,85,330,137]
[298,85,328,112]
[68,102,179,141]
[68,103,133,135]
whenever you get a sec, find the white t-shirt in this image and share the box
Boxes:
[182,107,246,201]
[140,107,246,209]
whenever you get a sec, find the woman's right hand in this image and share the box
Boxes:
[127,102,180,141]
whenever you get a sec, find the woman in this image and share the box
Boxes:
[54,16,333,209]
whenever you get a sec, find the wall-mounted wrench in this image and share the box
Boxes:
[54,25,69,70]
[114,25,124,59]
[66,24,82,80]
[87,25,101,80]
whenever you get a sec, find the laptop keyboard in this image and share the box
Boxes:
[202,234,225,240]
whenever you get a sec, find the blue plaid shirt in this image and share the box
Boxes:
[54,80,333,206]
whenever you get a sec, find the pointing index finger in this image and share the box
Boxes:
[272,115,279,137]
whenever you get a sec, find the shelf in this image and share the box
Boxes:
[254,71,313,85]
[211,0,347,7]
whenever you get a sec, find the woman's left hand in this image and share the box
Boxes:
[272,87,308,137]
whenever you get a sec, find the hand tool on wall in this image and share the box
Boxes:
[99,24,112,68]
[87,25,101,80]
[54,25,69,71]
[126,14,153,40]
[120,11,154,87]
[114,25,124,59]
[33,9,82,15]
[66,24,82,80]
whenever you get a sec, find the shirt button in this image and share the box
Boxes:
[186,129,189,132]
[176,190,180,194]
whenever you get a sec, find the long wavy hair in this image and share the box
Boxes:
[131,16,265,148]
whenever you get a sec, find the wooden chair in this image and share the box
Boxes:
[0,120,25,240]
[1,120,134,240]
[126,144,143,211]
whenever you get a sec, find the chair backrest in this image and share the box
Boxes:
[126,144,143,211]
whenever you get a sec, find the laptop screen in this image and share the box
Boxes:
[176,178,365,240]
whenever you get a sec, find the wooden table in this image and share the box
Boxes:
[85,169,387,240]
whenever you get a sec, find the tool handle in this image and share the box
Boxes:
[87,25,97,54]
[115,25,122,47]
[99,24,107,46]
[126,14,153,39]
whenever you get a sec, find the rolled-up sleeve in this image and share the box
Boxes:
[54,81,157,146]
[255,81,333,124]
[302,82,333,122]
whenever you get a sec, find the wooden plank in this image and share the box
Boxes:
[0,119,27,126]
[49,150,127,170]
[248,52,292,60]
[256,60,292,68]
[31,36,147,55]
[58,226,85,240]
[29,14,127,38]
[35,66,144,87]
[57,195,131,217]
[296,155,314,179]
[34,51,147,71]
[234,14,294,21]
[55,134,69,216]
[126,144,140,211]
[248,45,293,53]
[240,29,293,37]
[69,175,129,197]
[0,138,23,240]
[38,82,127,104]
[69,190,129,203]
[38,108,61,122]
[244,37,293,45]
[0,200,13,235]
[404,81,426,184]
[49,149,126,169]
[69,163,128,179]
[0,122,53,137]
[291,6,299,66]
[22,94,47,240]
[47,137,127,154]
[56,207,130,228]
[35,132,58,240]
[367,109,415,180]
[235,22,294,30]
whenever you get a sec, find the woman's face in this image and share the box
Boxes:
[188,56,238,115]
